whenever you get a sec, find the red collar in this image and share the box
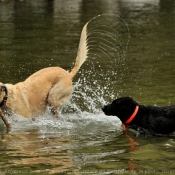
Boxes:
[125,105,139,124]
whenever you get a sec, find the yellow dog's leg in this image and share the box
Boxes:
[0,109,11,129]
[47,79,73,117]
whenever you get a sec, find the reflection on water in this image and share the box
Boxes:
[0,130,74,174]
[0,0,175,174]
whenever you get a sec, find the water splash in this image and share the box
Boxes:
[1,14,129,134]
[86,14,130,64]
[75,14,130,103]
[5,80,122,135]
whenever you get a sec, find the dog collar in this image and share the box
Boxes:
[124,105,139,124]
[0,86,8,108]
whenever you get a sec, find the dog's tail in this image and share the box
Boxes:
[69,22,88,79]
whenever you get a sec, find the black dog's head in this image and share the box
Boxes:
[102,97,139,123]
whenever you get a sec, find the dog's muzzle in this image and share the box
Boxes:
[102,105,112,115]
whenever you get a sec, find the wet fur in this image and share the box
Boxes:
[102,97,175,136]
[0,68,73,118]
[0,23,88,121]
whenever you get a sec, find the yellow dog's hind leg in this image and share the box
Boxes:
[47,80,73,117]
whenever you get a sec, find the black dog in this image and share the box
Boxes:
[102,97,175,136]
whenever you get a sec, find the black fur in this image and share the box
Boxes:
[102,97,175,136]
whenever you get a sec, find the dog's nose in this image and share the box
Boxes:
[101,106,105,112]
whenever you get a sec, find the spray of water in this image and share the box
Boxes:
[72,14,130,107]
[3,14,130,134]
[86,14,130,64]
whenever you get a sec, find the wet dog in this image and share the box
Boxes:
[0,23,89,128]
[102,97,175,136]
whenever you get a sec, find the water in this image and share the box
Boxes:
[0,0,175,174]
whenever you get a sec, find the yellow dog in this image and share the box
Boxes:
[0,23,88,128]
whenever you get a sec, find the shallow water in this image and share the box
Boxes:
[0,0,175,174]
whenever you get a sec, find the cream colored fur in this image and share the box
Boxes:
[0,22,88,119]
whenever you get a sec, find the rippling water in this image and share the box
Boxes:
[0,0,175,174]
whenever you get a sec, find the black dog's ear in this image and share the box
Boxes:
[124,97,138,111]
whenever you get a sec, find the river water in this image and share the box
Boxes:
[0,0,175,174]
